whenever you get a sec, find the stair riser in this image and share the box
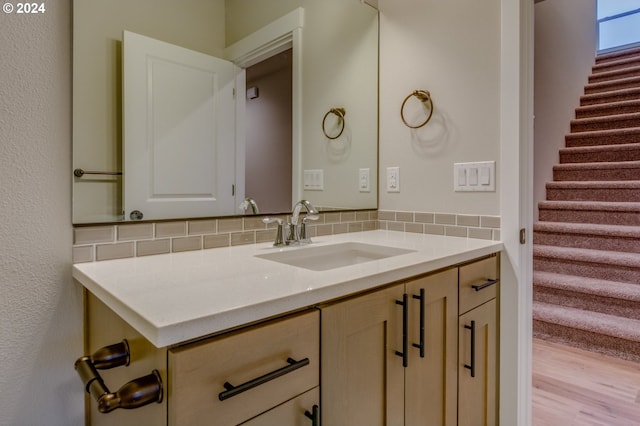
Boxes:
[534,257,640,284]
[576,103,640,119]
[533,231,640,253]
[585,79,640,95]
[565,131,640,147]
[553,167,640,181]
[589,68,640,83]
[570,117,640,132]
[546,187,640,202]
[533,287,640,320]
[538,209,640,226]
[533,321,640,362]
[560,149,640,163]
[581,89,640,106]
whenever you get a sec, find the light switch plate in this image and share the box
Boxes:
[386,167,400,192]
[303,169,324,190]
[454,161,495,192]
[359,168,370,192]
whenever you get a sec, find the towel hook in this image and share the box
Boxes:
[322,107,346,140]
[400,90,433,129]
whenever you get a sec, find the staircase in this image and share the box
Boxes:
[533,46,640,362]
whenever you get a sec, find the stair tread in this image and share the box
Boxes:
[539,200,640,211]
[534,244,640,267]
[576,98,640,112]
[589,64,640,80]
[554,160,640,170]
[595,47,640,65]
[546,180,640,189]
[560,141,640,153]
[533,301,640,342]
[585,75,640,91]
[534,221,640,238]
[565,126,640,139]
[571,111,640,124]
[534,271,640,301]
[581,86,640,103]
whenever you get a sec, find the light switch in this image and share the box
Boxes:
[480,166,491,185]
[454,161,495,192]
[468,167,478,186]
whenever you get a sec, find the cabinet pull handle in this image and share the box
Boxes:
[74,340,163,413]
[395,293,409,368]
[304,404,319,426]
[412,288,425,358]
[219,357,309,401]
[464,320,476,378]
[471,278,498,292]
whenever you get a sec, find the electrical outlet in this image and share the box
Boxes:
[386,167,400,192]
[359,168,370,192]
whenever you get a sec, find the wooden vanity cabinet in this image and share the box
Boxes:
[320,268,458,426]
[83,292,319,426]
[458,256,499,426]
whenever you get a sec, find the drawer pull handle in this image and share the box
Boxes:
[464,320,476,378]
[412,288,426,358]
[395,294,409,368]
[471,278,498,292]
[304,404,319,426]
[219,357,310,401]
[74,340,163,413]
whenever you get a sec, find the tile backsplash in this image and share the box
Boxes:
[73,209,500,263]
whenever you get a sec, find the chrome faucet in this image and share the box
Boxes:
[291,200,319,243]
[262,200,319,246]
[239,197,260,214]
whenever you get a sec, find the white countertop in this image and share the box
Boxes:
[72,230,502,348]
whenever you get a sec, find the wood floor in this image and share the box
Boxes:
[533,338,640,425]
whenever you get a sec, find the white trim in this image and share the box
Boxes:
[500,0,534,425]
[224,8,304,206]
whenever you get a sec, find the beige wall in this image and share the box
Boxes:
[0,1,83,424]
[378,0,501,216]
[534,0,597,219]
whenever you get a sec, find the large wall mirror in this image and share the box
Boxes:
[72,0,379,224]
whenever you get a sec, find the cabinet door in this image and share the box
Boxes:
[240,387,319,426]
[405,269,458,426]
[458,299,497,426]
[321,284,405,426]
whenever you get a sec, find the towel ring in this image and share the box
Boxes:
[322,108,346,140]
[400,90,433,129]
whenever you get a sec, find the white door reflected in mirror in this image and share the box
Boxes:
[123,31,238,220]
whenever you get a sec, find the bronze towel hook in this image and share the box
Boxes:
[400,90,434,128]
[322,107,346,139]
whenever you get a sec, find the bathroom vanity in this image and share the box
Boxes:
[73,230,502,425]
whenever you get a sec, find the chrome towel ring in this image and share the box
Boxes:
[322,107,346,139]
[400,90,433,128]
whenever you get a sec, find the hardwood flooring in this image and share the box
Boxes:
[533,338,640,425]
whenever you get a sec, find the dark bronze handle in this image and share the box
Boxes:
[304,404,319,426]
[471,278,498,292]
[74,340,163,413]
[219,357,310,401]
[412,288,425,358]
[464,320,476,378]
[395,293,409,368]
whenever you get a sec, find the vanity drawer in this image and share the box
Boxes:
[459,256,499,314]
[168,309,319,426]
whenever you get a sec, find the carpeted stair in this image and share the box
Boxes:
[533,46,640,362]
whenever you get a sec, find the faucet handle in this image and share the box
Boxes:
[262,217,286,246]
[302,214,319,223]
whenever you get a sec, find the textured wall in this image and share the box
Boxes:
[0,1,84,424]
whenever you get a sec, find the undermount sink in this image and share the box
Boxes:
[256,242,416,271]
